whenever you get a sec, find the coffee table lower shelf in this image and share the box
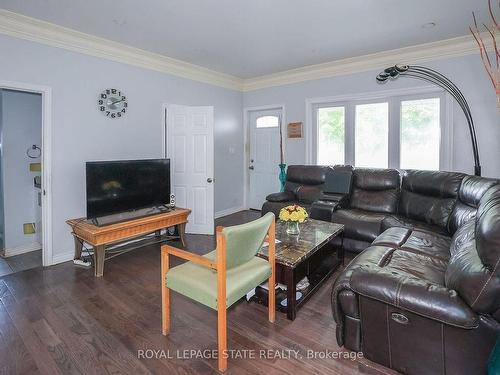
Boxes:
[254,239,344,320]
[278,241,344,320]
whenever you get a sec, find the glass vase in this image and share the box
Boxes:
[279,163,287,192]
[286,221,300,235]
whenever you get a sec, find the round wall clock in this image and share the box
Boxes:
[98,88,128,118]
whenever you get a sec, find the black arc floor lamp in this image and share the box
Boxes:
[376,64,481,176]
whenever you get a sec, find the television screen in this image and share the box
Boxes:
[86,159,170,219]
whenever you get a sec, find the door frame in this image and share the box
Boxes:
[161,103,215,233]
[243,104,286,210]
[0,80,53,266]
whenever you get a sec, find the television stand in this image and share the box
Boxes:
[66,207,190,277]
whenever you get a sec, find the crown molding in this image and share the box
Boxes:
[0,10,484,93]
[241,35,482,91]
[0,9,243,91]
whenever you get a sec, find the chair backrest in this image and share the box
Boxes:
[399,170,464,230]
[447,175,498,234]
[221,212,274,269]
[350,168,401,213]
[284,165,329,195]
[445,184,500,315]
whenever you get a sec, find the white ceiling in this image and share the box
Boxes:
[0,0,491,78]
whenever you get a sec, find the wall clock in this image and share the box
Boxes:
[98,88,127,118]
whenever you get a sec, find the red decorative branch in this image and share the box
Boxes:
[470,0,500,110]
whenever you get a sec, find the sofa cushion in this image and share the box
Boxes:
[333,245,478,329]
[399,170,464,231]
[446,185,500,314]
[350,168,401,213]
[448,176,498,234]
[331,208,388,242]
[382,214,449,237]
[373,227,451,261]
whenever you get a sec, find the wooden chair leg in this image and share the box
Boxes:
[268,274,275,323]
[216,231,228,372]
[268,219,276,323]
[161,248,170,335]
[217,307,227,372]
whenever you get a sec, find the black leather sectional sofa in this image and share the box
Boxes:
[262,165,500,375]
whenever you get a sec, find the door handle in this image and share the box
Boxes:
[248,166,254,170]
[207,178,213,183]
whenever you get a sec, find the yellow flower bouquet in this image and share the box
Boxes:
[279,205,308,235]
[279,205,308,222]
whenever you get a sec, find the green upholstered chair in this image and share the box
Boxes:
[161,212,276,372]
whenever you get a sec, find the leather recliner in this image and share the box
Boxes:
[262,164,353,219]
[263,166,500,374]
[330,171,500,375]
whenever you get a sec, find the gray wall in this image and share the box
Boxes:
[243,54,500,178]
[0,89,42,250]
[0,34,244,262]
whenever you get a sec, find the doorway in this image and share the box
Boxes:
[0,81,52,268]
[246,106,284,210]
[0,89,43,274]
[163,104,215,235]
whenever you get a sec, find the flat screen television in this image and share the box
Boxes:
[86,158,170,220]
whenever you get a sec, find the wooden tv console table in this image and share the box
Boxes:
[66,208,191,277]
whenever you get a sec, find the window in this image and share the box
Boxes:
[355,103,389,168]
[400,98,440,170]
[312,91,447,170]
[317,106,345,165]
[256,115,279,128]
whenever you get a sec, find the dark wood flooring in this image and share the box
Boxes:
[0,211,398,375]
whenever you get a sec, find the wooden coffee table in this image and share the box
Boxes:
[258,219,344,320]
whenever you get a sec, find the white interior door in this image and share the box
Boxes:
[248,108,282,210]
[166,105,214,235]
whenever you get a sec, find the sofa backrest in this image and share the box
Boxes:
[284,165,330,204]
[445,185,500,315]
[399,170,464,230]
[350,168,401,213]
[448,176,499,234]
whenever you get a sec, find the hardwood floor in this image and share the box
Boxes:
[0,211,398,375]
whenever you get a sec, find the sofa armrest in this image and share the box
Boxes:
[350,267,479,329]
[320,193,349,205]
[310,200,340,221]
[266,191,295,202]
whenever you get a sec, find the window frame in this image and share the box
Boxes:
[255,115,280,128]
[307,87,452,171]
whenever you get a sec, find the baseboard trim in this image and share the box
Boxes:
[2,241,42,257]
[51,251,74,265]
[215,206,245,219]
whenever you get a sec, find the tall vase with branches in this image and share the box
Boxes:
[470,0,500,110]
